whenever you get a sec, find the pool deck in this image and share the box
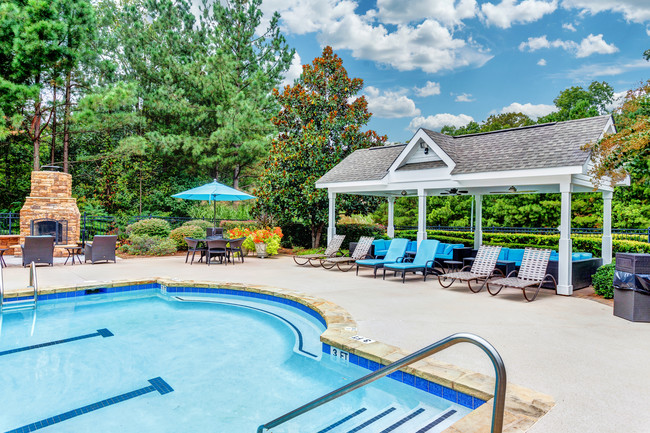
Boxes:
[2,254,649,433]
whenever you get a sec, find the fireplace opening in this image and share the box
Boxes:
[30,218,68,244]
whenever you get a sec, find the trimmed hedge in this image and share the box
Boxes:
[394,229,650,257]
[119,235,177,255]
[169,225,205,250]
[592,263,615,299]
[280,223,386,249]
[125,218,171,238]
[182,219,212,230]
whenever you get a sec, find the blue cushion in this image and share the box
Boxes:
[372,239,390,257]
[405,240,418,255]
[360,238,409,266]
[386,239,439,270]
[507,249,525,267]
[498,247,510,261]
[550,251,559,261]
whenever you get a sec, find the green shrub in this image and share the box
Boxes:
[336,223,386,250]
[119,234,177,255]
[125,218,171,238]
[169,225,205,250]
[183,219,212,230]
[592,263,616,299]
[219,220,261,233]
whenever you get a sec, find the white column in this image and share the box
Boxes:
[473,195,483,249]
[327,191,336,245]
[558,184,573,295]
[387,197,395,238]
[602,191,613,265]
[417,188,427,245]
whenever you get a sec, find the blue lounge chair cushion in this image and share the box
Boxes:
[405,240,418,256]
[498,247,510,261]
[372,239,390,257]
[358,238,409,266]
[385,240,440,270]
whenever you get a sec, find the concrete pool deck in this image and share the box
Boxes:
[2,254,648,433]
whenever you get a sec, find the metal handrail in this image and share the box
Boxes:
[257,333,506,433]
[0,264,4,309]
[29,262,38,305]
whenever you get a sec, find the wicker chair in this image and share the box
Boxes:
[227,237,247,263]
[84,235,117,264]
[206,227,224,238]
[320,236,374,272]
[206,238,230,265]
[437,245,503,292]
[292,235,345,267]
[486,248,557,302]
[184,237,207,264]
[22,236,55,267]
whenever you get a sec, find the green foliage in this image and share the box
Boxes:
[336,223,386,250]
[255,46,386,247]
[219,220,261,233]
[120,234,177,255]
[592,263,616,299]
[186,202,253,221]
[169,225,205,250]
[183,219,212,230]
[125,218,171,238]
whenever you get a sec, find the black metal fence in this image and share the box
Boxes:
[0,213,19,235]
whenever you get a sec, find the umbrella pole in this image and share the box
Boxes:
[213,200,217,228]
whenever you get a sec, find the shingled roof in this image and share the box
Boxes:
[317,115,611,184]
[317,144,406,184]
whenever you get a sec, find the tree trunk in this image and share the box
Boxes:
[50,83,57,165]
[62,69,72,173]
[233,165,240,190]
[32,75,41,170]
[311,223,324,248]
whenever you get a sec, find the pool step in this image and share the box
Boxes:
[1,296,36,312]
[311,405,459,433]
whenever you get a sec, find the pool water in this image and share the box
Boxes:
[0,291,470,432]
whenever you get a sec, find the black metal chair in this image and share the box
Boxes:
[227,237,247,263]
[84,235,117,264]
[206,239,230,265]
[184,237,207,264]
[21,236,55,267]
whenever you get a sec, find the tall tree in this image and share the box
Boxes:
[255,46,386,247]
[538,81,614,122]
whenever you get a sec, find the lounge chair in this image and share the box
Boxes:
[84,235,117,264]
[320,236,374,271]
[292,235,345,267]
[185,237,207,264]
[356,238,409,278]
[206,238,230,265]
[437,245,503,292]
[383,240,440,283]
[486,248,557,301]
[22,235,55,267]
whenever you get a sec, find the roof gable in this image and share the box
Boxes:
[389,129,455,174]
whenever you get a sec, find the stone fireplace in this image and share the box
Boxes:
[19,171,80,248]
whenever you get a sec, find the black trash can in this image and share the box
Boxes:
[613,253,650,322]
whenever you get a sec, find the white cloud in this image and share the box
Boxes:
[561,0,650,24]
[605,91,628,112]
[647,26,650,36]
[280,53,303,88]
[455,93,475,102]
[373,0,478,26]
[562,22,576,31]
[408,113,474,132]
[414,81,441,97]
[260,0,493,74]
[499,102,556,119]
[575,34,619,58]
[519,34,618,58]
[563,59,650,79]
[364,86,421,118]
[537,58,547,66]
[481,0,558,29]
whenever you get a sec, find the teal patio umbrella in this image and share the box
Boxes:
[172,180,256,227]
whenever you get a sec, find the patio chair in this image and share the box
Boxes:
[206,227,224,238]
[227,237,246,263]
[486,248,557,302]
[21,235,55,267]
[206,238,230,265]
[84,235,117,264]
[320,236,374,272]
[437,245,503,292]
[355,238,409,278]
[383,240,440,283]
[292,235,345,267]
[184,237,207,264]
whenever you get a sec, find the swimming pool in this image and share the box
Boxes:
[0,285,472,432]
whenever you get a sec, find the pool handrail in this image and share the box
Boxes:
[30,261,38,306]
[256,332,506,433]
[0,263,3,309]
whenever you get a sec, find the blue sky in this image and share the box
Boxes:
[258,0,650,143]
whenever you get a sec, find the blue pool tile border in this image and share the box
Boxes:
[322,342,486,410]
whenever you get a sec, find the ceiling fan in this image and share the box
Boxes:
[440,188,468,196]
[489,186,537,194]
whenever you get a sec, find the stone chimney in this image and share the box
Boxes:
[19,171,81,245]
